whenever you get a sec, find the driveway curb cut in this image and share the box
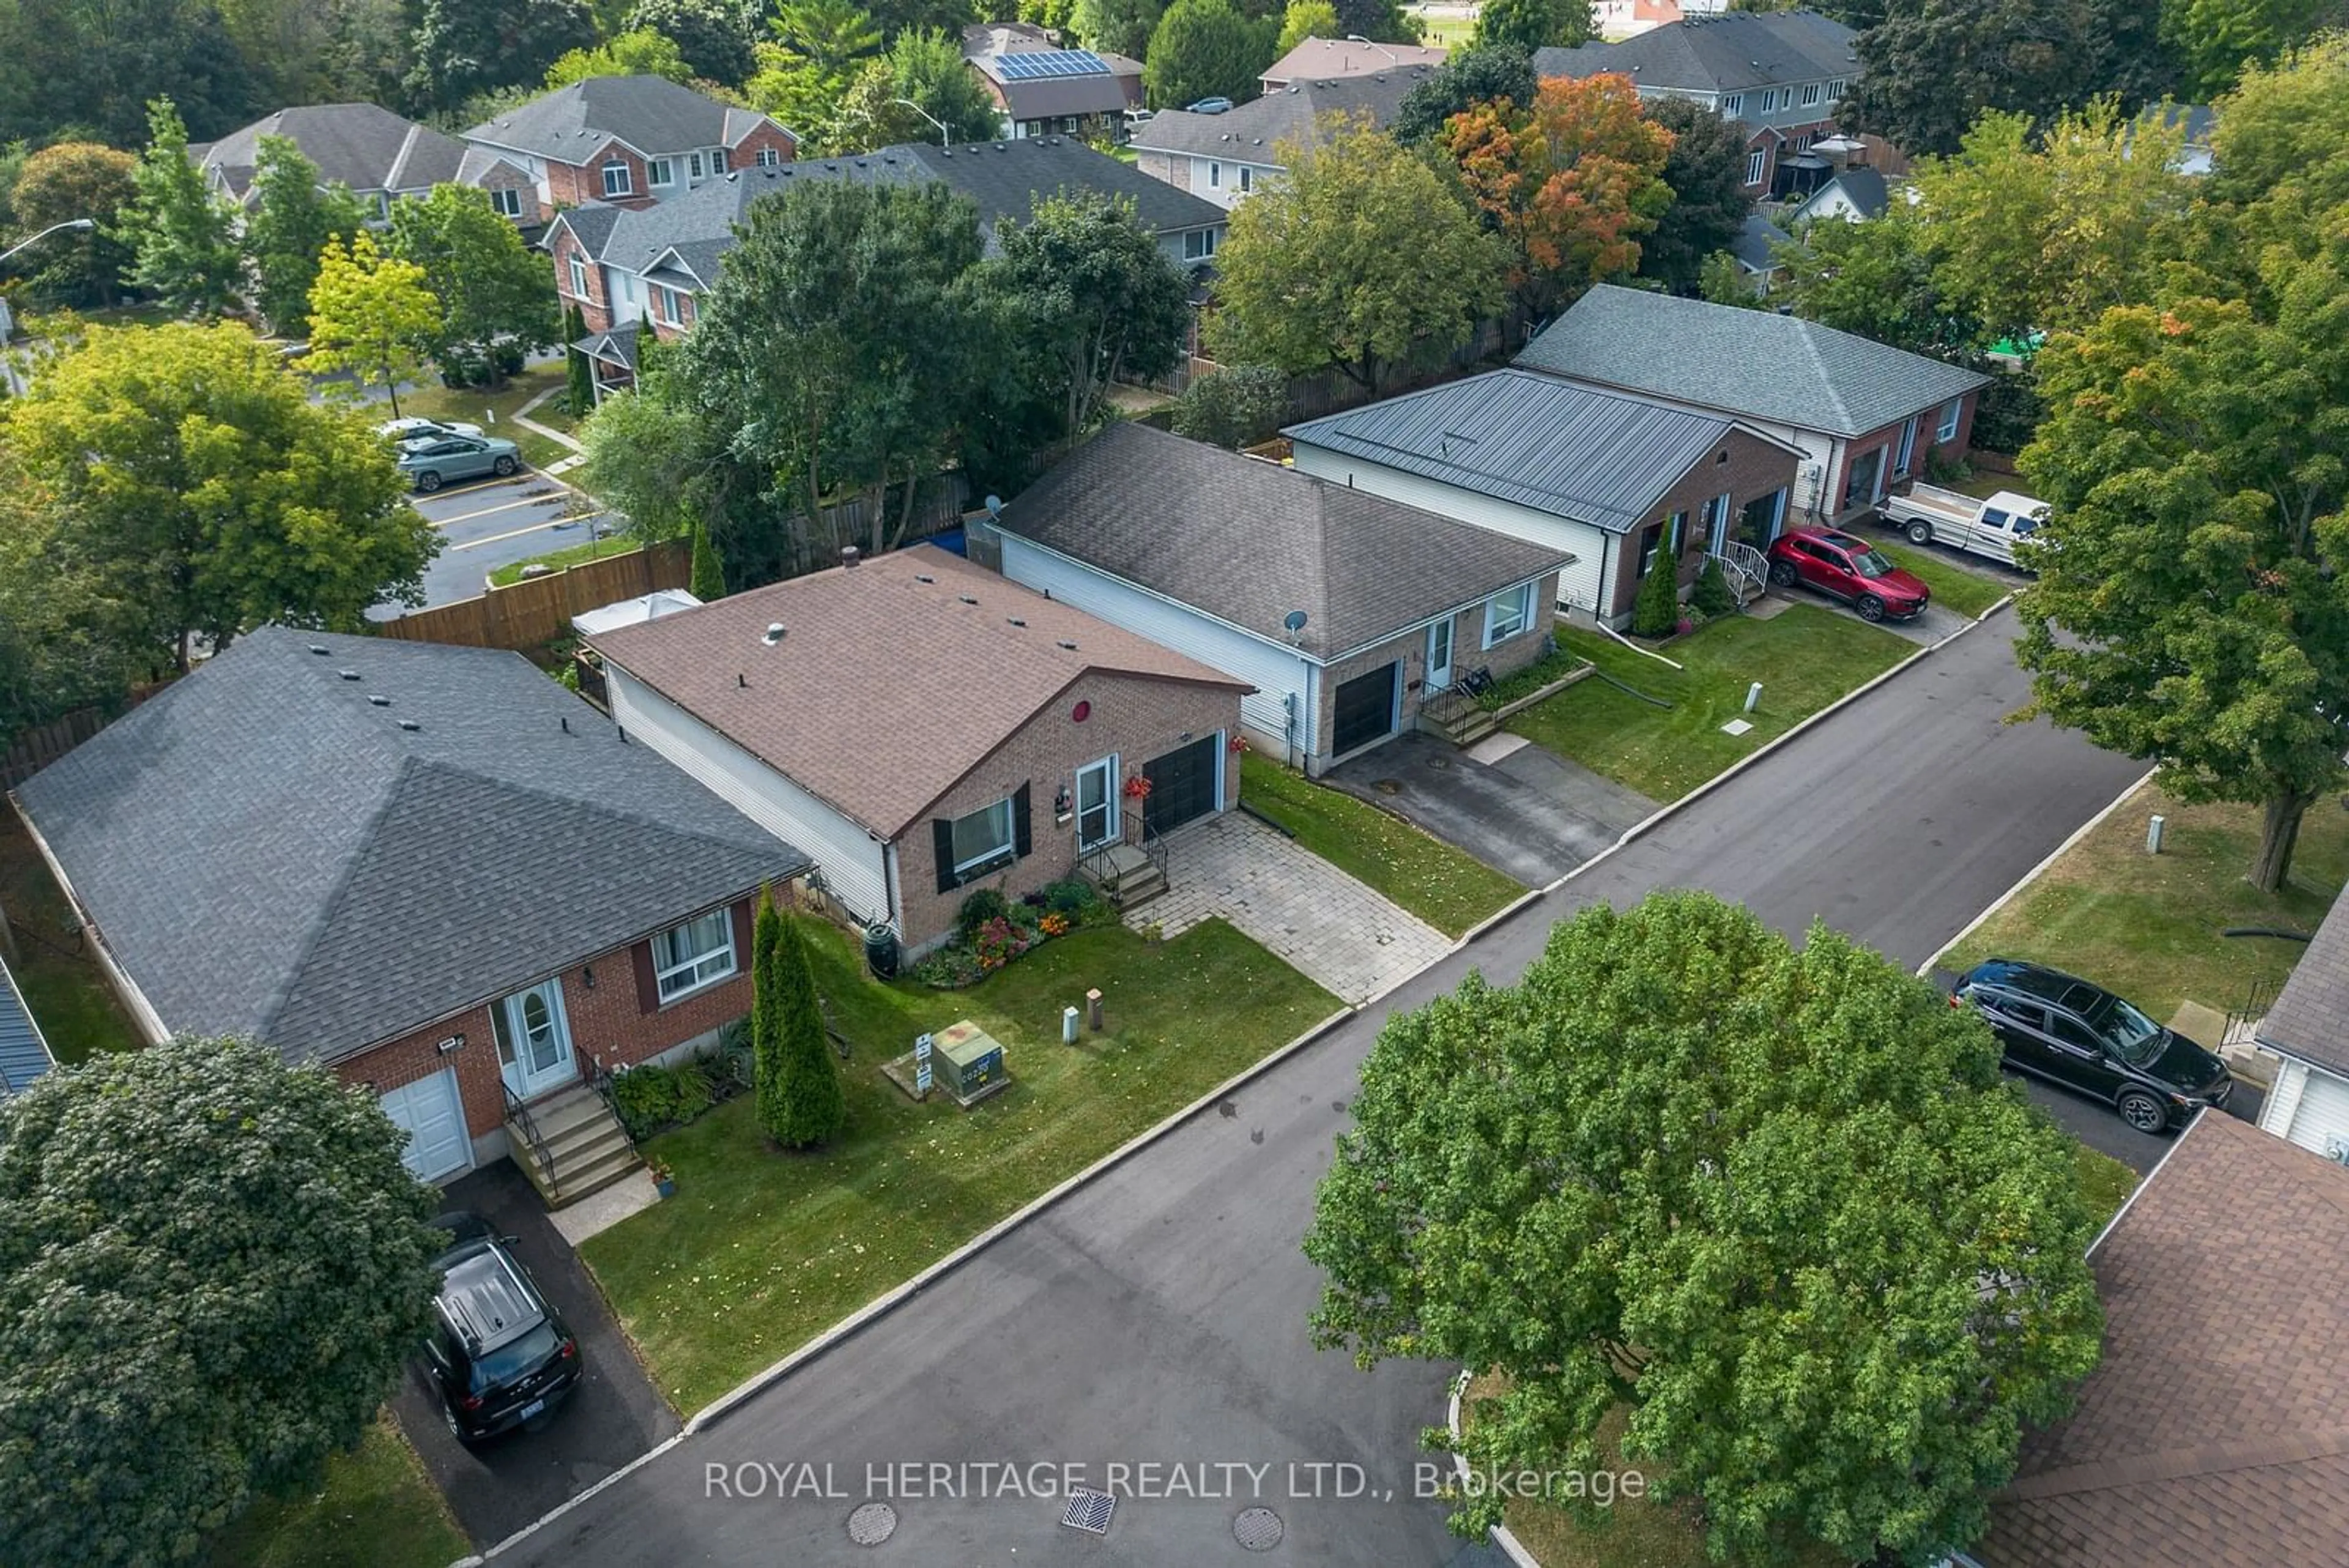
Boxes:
[1446,1370,1540,1568]
[1542,603,2003,897]
[1913,768,2158,978]
[461,1000,1362,1564]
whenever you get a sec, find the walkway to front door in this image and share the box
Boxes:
[1130,814,1452,1005]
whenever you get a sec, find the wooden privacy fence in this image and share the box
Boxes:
[2,707,112,789]
[377,538,692,650]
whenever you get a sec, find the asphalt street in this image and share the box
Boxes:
[490,613,2151,1568]
[369,472,605,616]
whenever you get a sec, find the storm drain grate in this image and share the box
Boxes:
[847,1502,897,1545]
[1234,1506,1285,1551]
[1061,1487,1116,1535]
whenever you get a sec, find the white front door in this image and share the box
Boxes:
[1426,617,1454,692]
[1075,756,1120,852]
[495,979,575,1101]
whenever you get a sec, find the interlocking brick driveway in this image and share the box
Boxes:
[1130,812,1455,1004]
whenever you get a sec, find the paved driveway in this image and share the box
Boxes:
[370,473,603,615]
[1326,729,1657,885]
[486,615,2159,1568]
[396,1161,678,1550]
[1138,812,1454,1004]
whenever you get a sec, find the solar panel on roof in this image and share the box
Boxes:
[994,48,1113,80]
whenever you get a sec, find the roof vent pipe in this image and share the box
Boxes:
[841,545,860,568]
[762,623,786,645]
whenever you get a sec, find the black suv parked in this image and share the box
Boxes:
[420,1213,582,1443]
[1953,959,2234,1133]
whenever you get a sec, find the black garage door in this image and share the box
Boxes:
[1332,663,1399,758]
[1144,735,1222,834]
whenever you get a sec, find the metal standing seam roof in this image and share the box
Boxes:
[1285,368,1747,535]
[1515,283,1992,439]
[0,954,54,1099]
[10,628,807,1067]
[993,422,1572,660]
[2254,889,2349,1077]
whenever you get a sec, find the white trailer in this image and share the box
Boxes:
[1880,485,2049,568]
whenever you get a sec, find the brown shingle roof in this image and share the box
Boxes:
[587,544,1250,839]
[1976,1112,2349,1567]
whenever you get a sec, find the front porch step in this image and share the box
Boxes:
[1083,842,1168,911]
[508,1083,641,1209]
[1418,704,1497,746]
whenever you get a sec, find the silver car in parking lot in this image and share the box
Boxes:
[397,433,521,492]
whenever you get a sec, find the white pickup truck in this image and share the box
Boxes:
[1880,485,2049,567]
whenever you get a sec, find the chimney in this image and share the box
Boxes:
[841,545,861,568]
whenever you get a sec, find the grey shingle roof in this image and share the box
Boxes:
[197,104,467,201]
[2255,890,2349,1076]
[1132,70,1438,160]
[575,319,643,371]
[1285,368,1747,534]
[994,422,1571,660]
[897,136,1223,240]
[466,75,792,162]
[1515,283,1991,439]
[11,628,805,1066]
[0,955,54,1099]
[1260,37,1449,85]
[1793,165,1889,222]
[1732,210,1791,271]
[1532,10,1860,96]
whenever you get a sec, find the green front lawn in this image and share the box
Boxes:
[1946,786,2349,1025]
[1240,752,1523,935]
[388,365,575,472]
[583,915,1338,1413]
[487,531,628,587]
[0,812,142,1063]
[1506,609,1912,803]
[1868,538,2007,619]
[210,1416,467,1568]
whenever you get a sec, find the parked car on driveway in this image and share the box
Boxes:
[1953,958,2235,1132]
[1880,484,2047,566]
[377,415,484,442]
[1764,527,1931,622]
[398,433,520,492]
[420,1212,582,1443]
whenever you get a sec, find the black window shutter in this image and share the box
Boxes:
[1014,783,1033,858]
[933,819,957,893]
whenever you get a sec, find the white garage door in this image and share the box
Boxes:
[380,1069,472,1183]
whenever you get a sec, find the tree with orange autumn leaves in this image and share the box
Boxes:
[1441,72,1674,319]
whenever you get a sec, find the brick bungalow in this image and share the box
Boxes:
[583,544,1252,952]
[9,628,808,1202]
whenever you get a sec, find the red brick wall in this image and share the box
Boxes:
[1313,583,1558,764]
[470,158,546,227]
[1605,429,1802,618]
[1829,391,1977,519]
[547,140,655,210]
[730,122,798,168]
[891,671,1244,948]
[549,223,612,332]
[336,896,759,1142]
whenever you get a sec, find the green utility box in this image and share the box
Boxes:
[931,1019,1010,1107]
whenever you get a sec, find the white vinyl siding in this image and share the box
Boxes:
[604,663,892,926]
[999,535,1318,754]
[2269,1059,2349,1160]
[1288,442,1611,619]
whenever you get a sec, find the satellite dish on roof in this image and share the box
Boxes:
[985,494,1004,518]
[1283,609,1308,644]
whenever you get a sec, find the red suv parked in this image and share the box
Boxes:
[1764,528,1931,622]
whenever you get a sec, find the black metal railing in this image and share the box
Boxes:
[502,1080,557,1194]
[585,1055,640,1159]
[1078,819,1170,899]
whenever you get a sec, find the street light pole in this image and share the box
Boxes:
[890,98,952,149]
[0,218,97,267]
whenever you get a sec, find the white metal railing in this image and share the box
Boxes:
[1710,541,1771,608]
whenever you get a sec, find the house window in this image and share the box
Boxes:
[491,187,522,218]
[1829,78,1847,98]
[648,157,675,187]
[1936,397,1962,442]
[1638,522,1666,576]
[1208,160,1222,188]
[1482,582,1534,647]
[755,146,781,168]
[1800,82,1823,108]
[689,152,704,178]
[715,147,731,172]
[566,251,588,299]
[601,159,633,198]
[652,908,737,1000]
[1183,228,1216,260]
[1743,149,1766,186]
[1238,166,1252,193]
[949,798,1017,876]
[1720,93,1743,117]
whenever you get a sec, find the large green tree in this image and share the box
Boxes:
[4,141,138,309]
[752,899,845,1148]
[0,0,263,147]
[1071,0,1164,59]
[386,183,560,388]
[1211,117,1506,392]
[404,0,597,113]
[4,322,438,671]
[1638,95,1753,293]
[0,445,144,745]
[2201,35,2349,260]
[747,0,884,149]
[544,26,695,86]
[1143,0,1278,108]
[2017,263,2349,891]
[577,380,728,544]
[305,229,440,416]
[117,97,243,318]
[1775,204,1986,359]
[1390,43,1536,144]
[831,25,1003,149]
[2162,0,2334,99]
[1470,0,1590,53]
[626,0,761,86]
[0,1035,442,1568]
[243,135,371,336]
[1305,891,2105,1566]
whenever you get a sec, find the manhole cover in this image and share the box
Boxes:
[1426,756,1451,770]
[1234,1506,1285,1550]
[1061,1487,1115,1535]
[847,1502,897,1545]
[1374,779,1401,794]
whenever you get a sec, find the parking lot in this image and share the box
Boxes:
[370,470,609,616]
